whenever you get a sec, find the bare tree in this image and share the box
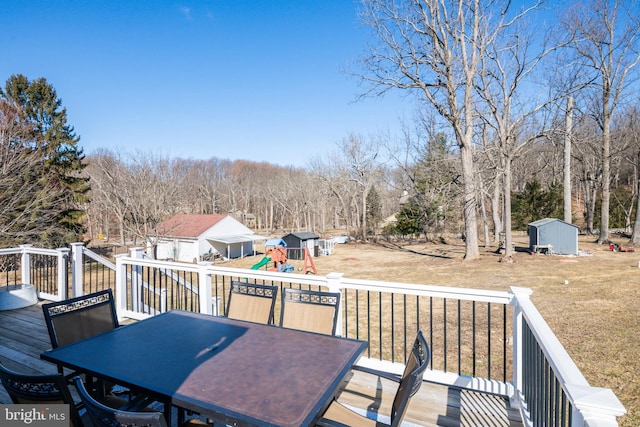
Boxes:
[561,0,640,243]
[357,0,521,259]
[474,0,556,258]
[616,105,640,242]
[309,153,359,239]
[86,150,132,244]
[339,133,383,240]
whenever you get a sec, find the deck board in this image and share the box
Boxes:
[337,368,523,426]
[0,301,523,427]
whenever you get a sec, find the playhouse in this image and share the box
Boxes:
[282,232,320,259]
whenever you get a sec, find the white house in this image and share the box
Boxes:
[154,214,265,262]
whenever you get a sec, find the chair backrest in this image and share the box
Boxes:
[0,361,81,426]
[226,281,279,324]
[280,288,341,335]
[42,289,119,349]
[389,330,430,426]
[72,376,168,427]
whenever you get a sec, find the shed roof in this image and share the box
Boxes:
[284,232,319,240]
[528,218,578,229]
[156,214,227,238]
[265,238,287,247]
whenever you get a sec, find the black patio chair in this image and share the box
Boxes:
[72,377,207,427]
[315,330,430,427]
[280,288,341,335]
[0,361,84,427]
[42,289,119,350]
[42,289,145,407]
[42,289,126,397]
[226,281,278,325]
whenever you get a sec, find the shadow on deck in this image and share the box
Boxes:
[0,301,523,427]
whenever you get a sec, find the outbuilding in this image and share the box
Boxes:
[154,214,265,262]
[282,232,320,259]
[528,218,579,255]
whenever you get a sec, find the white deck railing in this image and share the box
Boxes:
[0,244,626,427]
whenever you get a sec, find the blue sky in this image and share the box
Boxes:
[1,1,410,167]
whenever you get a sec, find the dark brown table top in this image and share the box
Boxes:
[41,310,367,427]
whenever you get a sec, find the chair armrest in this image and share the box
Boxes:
[315,418,350,427]
[351,365,401,383]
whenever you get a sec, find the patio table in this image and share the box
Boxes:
[41,310,367,427]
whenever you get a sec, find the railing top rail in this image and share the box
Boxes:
[512,287,588,386]
[0,248,21,256]
[115,255,514,303]
[511,287,626,418]
[116,255,202,273]
[0,246,64,256]
[341,277,514,304]
[81,247,116,270]
[204,265,330,287]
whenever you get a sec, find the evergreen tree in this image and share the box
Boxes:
[394,197,425,238]
[0,75,89,246]
[408,132,459,237]
[365,185,382,235]
[511,181,563,230]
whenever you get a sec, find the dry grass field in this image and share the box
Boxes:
[226,234,639,427]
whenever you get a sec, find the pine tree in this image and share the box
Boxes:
[0,74,89,246]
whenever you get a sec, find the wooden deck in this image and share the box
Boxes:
[0,301,523,427]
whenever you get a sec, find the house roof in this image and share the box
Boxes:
[207,235,267,244]
[156,214,227,238]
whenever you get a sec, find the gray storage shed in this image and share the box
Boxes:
[528,218,579,255]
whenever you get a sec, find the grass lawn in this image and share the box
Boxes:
[227,234,639,427]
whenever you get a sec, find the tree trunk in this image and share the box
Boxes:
[631,150,640,244]
[503,155,514,257]
[564,96,573,223]
[492,176,502,243]
[361,190,368,241]
[599,109,611,243]
[478,178,490,248]
[460,145,480,259]
[119,216,125,246]
[584,173,597,234]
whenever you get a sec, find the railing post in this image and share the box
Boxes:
[129,248,144,314]
[70,242,85,298]
[510,287,532,406]
[567,383,626,427]
[57,248,70,300]
[19,244,33,285]
[326,272,344,337]
[160,289,167,313]
[198,262,213,315]
[114,254,128,316]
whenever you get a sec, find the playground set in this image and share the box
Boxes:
[609,242,635,252]
[251,239,317,274]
